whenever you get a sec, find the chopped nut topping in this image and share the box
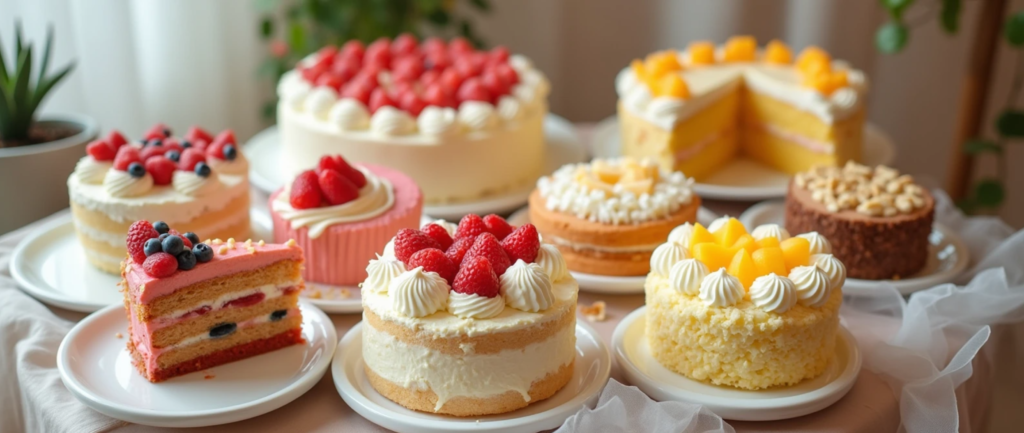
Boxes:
[285,239,298,247]
[579,301,607,322]
[258,240,265,247]
[799,162,925,216]
[218,245,229,255]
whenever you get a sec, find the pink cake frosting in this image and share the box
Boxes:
[270,164,423,286]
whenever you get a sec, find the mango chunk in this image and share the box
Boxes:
[644,51,683,78]
[756,237,781,248]
[796,46,831,76]
[780,237,811,271]
[752,247,787,277]
[712,218,748,247]
[688,224,716,253]
[693,242,733,272]
[656,73,690,99]
[764,40,792,64]
[727,249,757,290]
[688,41,715,65]
[723,36,757,62]
[731,234,758,254]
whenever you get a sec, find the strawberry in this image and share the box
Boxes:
[205,140,227,161]
[213,130,236,147]
[407,248,457,284]
[341,82,373,105]
[445,236,474,265]
[420,69,441,86]
[113,146,142,171]
[501,223,541,264]
[368,88,396,113]
[481,70,509,100]
[145,123,172,140]
[391,33,418,56]
[178,148,206,171]
[317,155,367,188]
[463,232,511,276]
[289,170,323,209]
[493,63,519,86]
[454,214,487,240]
[161,139,184,154]
[456,77,490,103]
[340,40,365,60]
[420,223,453,250]
[489,46,510,64]
[190,138,209,153]
[452,256,500,298]
[438,68,463,94]
[365,38,391,67]
[482,214,513,240]
[318,169,359,205]
[330,57,360,82]
[393,228,442,264]
[86,140,116,161]
[454,56,483,80]
[315,46,338,68]
[140,144,167,161]
[421,37,447,55]
[126,220,159,264]
[143,252,178,278]
[106,130,128,148]
[448,37,473,56]
[422,83,453,108]
[316,73,345,92]
[145,156,176,185]
[398,91,426,116]
[185,126,213,144]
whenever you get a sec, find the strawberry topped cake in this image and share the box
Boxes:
[68,124,250,273]
[120,220,304,382]
[277,34,549,204]
[361,214,579,416]
[270,154,422,286]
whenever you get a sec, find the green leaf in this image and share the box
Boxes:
[0,30,8,84]
[1007,11,1024,46]
[14,21,23,58]
[940,0,961,34]
[288,22,307,55]
[963,139,1002,154]
[975,179,1005,208]
[996,110,1024,136]
[470,0,491,12]
[12,48,32,110]
[37,26,54,88]
[260,17,274,39]
[29,64,73,113]
[880,0,914,20]
[876,21,909,54]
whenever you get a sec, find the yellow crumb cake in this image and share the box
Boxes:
[645,218,844,389]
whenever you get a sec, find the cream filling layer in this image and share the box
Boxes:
[152,281,300,327]
[362,321,576,411]
[674,129,726,162]
[750,121,834,154]
[156,308,298,356]
[548,235,662,254]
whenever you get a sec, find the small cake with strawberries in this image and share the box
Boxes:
[270,154,422,286]
[361,214,578,416]
[68,124,250,273]
[277,34,549,204]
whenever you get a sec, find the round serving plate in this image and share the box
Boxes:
[57,300,336,428]
[332,321,611,433]
[613,307,861,421]
[738,200,970,296]
[590,116,897,201]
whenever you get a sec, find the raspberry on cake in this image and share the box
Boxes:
[617,36,867,181]
[270,154,423,287]
[360,214,579,417]
[644,217,845,390]
[120,220,305,382]
[277,34,550,205]
[68,125,251,274]
[529,157,701,276]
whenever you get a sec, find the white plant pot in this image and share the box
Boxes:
[0,113,99,234]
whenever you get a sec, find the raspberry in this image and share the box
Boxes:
[493,63,519,86]
[422,83,453,108]
[205,140,227,161]
[456,77,490,103]
[454,57,483,80]
[317,155,367,188]
[107,130,128,149]
[454,214,487,240]
[289,170,323,209]
[420,223,453,251]
[190,138,209,153]
[185,126,213,144]
[489,46,510,64]
[463,232,511,276]
[126,220,159,264]
[368,88,396,114]
[213,130,237,148]
[398,91,426,116]
[113,146,142,171]
[318,169,359,205]
[501,224,541,264]
[145,123,172,140]
[448,37,473,56]
[86,140,116,161]
[482,214,513,240]
[391,33,418,56]
[340,40,365,59]
[143,252,178,278]
[162,139,184,154]
[145,156,176,186]
[445,236,474,265]
[393,228,442,264]
[438,69,463,95]
[452,256,500,298]
[408,248,457,284]
[178,148,206,171]
[140,144,167,161]
[481,70,509,101]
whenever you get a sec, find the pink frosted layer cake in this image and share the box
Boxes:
[120,220,305,382]
[270,156,423,286]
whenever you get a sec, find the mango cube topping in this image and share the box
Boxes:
[688,41,716,65]
[644,51,683,78]
[796,46,832,75]
[655,74,691,98]
[764,40,793,64]
[687,218,812,290]
[573,158,659,195]
[723,36,757,62]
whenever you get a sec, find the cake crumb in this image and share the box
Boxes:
[227,238,236,249]
[338,288,353,299]
[285,239,297,247]
[212,238,222,245]
[579,301,607,322]
[218,245,229,255]
[203,372,215,380]
[244,239,252,248]
[258,240,265,247]
[306,287,323,299]
[115,332,123,339]
[247,247,256,254]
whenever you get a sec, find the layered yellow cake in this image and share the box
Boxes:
[617,37,867,180]
[645,218,845,389]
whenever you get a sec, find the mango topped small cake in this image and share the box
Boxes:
[645,218,845,389]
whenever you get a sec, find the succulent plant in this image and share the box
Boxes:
[0,22,75,145]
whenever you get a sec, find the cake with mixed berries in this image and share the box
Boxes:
[68,124,250,273]
[645,217,844,389]
[270,154,422,286]
[785,162,934,280]
[528,157,700,276]
[120,220,304,382]
[617,36,867,180]
[277,34,549,204]
[361,214,578,416]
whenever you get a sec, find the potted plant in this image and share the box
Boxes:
[0,23,97,234]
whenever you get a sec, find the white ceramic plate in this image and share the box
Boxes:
[506,206,718,295]
[57,300,336,428]
[10,211,273,313]
[613,307,861,421]
[739,200,970,296]
[332,321,611,433]
[246,114,586,221]
[591,116,897,201]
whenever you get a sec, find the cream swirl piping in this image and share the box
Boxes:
[751,224,790,241]
[330,98,371,131]
[667,222,694,245]
[370,106,416,136]
[458,101,498,131]
[669,258,708,295]
[650,241,690,277]
[447,292,505,319]
[74,157,111,184]
[797,232,832,255]
[172,170,223,197]
[749,273,797,314]
[103,170,153,198]
[499,260,555,313]
[811,253,846,291]
[364,255,406,293]
[305,87,338,119]
[272,167,395,238]
[496,96,524,122]
[416,106,459,136]
[535,244,569,283]
[389,267,449,318]
[697,268,744,307]
[789,265,832,308]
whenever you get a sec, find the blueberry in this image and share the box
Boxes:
[176,250,197,270]
[153,221,170,234]
[143,238,163,256]
[194,162,211,178]
[209,322,236,338]
[166,150,180,162]
[127,162,146,178]
[158,233,169,242]
[148,139,163,147]
[180,140,192,149]
[269,309,288,321]
[222,144,237,161]
[183,232,201,245]
[162,127,172,137]
[162,235,185,256]
[193,243,214,263]
[137,138,148,145]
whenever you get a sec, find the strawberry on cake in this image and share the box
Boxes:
[68,124,250,273]
[361,214,579,416]
[270,154,422,287]
[120,220,304,382]
[277,34,549,204]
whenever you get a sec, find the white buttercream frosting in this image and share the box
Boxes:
[789,265,832,308]
[103,170,153,198]
[416,106,459,136]
[364,255,406,293]
[797,232,832,255]
[669,258,709,295]
[650,241,690,277]
[74,157,111,184]
[447,292,505,319]
[811,253,846,291]
[749,273,798,314]
[496,96,524,122]
[535,244,569,283]
[697,268,745,307]
[667,222,694,245]
[305,87,338,119]
[499,260,555,313]
[370,106,416,136]
[389,267,450,318]
[382,238,396,259]
[330,98,371,131]
[172,170,222,197]
[271,166,394,238]
[646,97,686,126]
[751,224,791,241]
[457,101,498,131]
